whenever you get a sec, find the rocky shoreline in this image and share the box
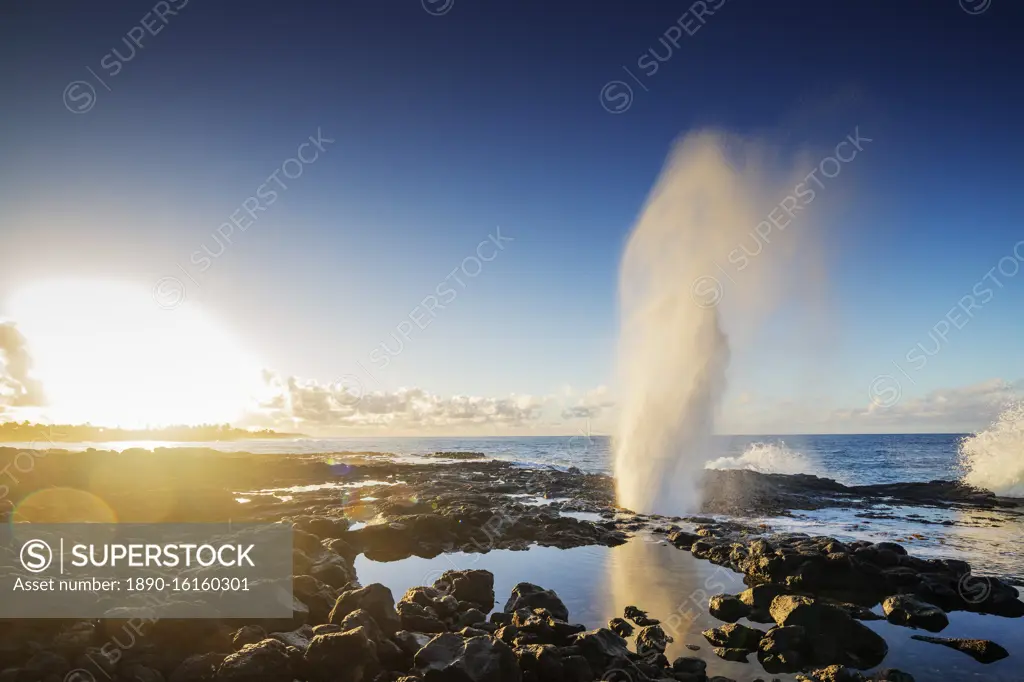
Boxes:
[0,447,1020,681]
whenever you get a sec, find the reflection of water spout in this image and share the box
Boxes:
[603,535,746,663]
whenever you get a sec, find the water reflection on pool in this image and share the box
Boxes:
[355,537,1024,682]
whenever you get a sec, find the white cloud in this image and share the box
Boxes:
[560,385,615,420]
[0,321,45,411]
[831,378,1022,432]
[246,372,549,434]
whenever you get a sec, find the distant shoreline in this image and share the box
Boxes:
[0,422,303,443]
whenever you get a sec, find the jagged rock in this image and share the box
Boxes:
[739,584,786,622]
[623,605,659,626]
[713,647,750,662]
[304,626,379,682]
[459,627,491,638]
[435,570,496,611]
[394,630,434,657]
[881,595,948,632]
[635,625,672,655]
[514,644,564,682]
[796,665,863,682]
[338,610,385,642]
[232,625,267,650]
[329,583,402,635]
[216,639,294,682]
[910,635,1009,663]
[795,664,916,681]
[397,600,447,633]
[503,584,569,622]
[702,623,764,650]
[311,624,341,636]
[672,656,707,675]
[414,633,521,682]
[269,624,314,650]
[770,595,887,669]
[457,608,488,629]
[708,594,750,623]
[570,628,631,672]
[668,530,700,549]
[293,574,340,624]
[608,618,634,637]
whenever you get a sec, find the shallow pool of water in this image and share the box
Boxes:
[355,537,1024,682]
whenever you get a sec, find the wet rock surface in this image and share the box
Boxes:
[908,635,1010,663]
[0,448,1019,681]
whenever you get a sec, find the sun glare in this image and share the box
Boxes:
[8,279,265,428]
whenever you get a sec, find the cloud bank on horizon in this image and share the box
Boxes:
[0,317,1019,436]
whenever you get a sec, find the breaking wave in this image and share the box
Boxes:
[960,402,1024,498]
[704,441,818,476]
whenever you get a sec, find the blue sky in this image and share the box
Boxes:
[0,0,1021,434]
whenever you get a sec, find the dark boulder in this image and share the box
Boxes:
[303,626,379,682]
[216,639,294,682]
[231,625,267,650]
[414,633,521,682]
[569,628,630,673]
[635,625,672,656]
[910,635,1009,664]
[881,595,948,632]
[623,605,659,626]
[329,583,402,635]
[668,530,700,549]
[770,595,887,669]
[513,644,564,682]
[757,625,807,674]
[435,570,496,612]
[608,618,634,638]
[293,574,340,624]
[503,584,569,622]
[712,646,750,662]
[702,623,764,650]
[708,594,750,623]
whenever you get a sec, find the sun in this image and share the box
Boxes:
[7,279,265,428]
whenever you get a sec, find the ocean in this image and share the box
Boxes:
[14,432,976,482]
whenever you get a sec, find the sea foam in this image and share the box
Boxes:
[704,440,818,476]
[960,402,1024,498]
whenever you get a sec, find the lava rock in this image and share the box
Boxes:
[216,639,294,682]
[514,644,564,682]
[910,635,1009,663]
[570,628,631,672]
[503,583,569,622]
[635,625,672,655]
[304,626,379,682]
[414,633,521,682]
[770,595,888,669]
[329,583,402,635]
[232,625,267,650]
[608,618,634,638]
[435,570,496,612]
[702,623,765,650]
[623,605,660,626]
[881,595,949,632]
[713,646,750,662]
[708,594,750,623]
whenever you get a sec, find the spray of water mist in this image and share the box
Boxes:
[614,130,822,515]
